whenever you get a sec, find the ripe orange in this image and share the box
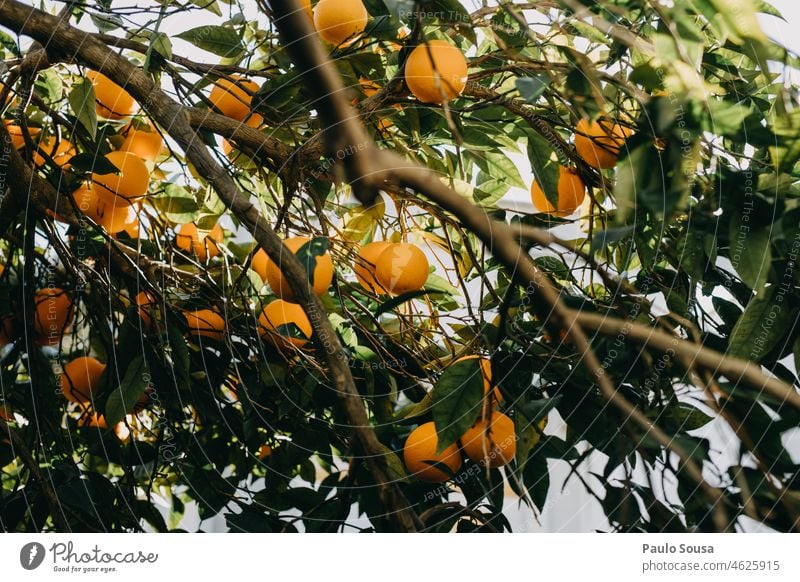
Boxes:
[72,182,138,234]
[175,222,224,261]
[452,355,502,410]
[135,291,157,331]
[460,411,517,467]
[87,71,138,120]
[403,422,462,483]
[405,40,468,104]
[209,75,260,122]
[184,308,226,341]
[33,137,76,168]
[4,121,41,149]
[60,356,106,404]
[0,316,14,348]
[77,411,109,429]
[314,0,368,46]
[120,120,163,161]
[256,237,334,301]
[0,404,12,422]
[258,299,313,350]
[257,444,273,460]
[34,287,73,345]
[374,242,429,295]
[92,151,150,200]
[354,241,392,293]
[574,118,632,169]
[530,165,586,217]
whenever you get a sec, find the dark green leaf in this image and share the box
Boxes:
[105,354,150,426]
[431,358,485,453]
[176,26,244,59]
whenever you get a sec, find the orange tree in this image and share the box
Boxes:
[0,0,799,532]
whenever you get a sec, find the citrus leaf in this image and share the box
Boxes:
[431,357,485,454]
[176,26,244,59]
[374,289,444,317]
[68,78,97,139]
[295,237,330,288]
[526,129,559,208]
[105,354,149,427]
[727,286,790,361]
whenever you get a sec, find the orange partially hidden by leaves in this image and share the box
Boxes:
[4,121,41,149]
[34,287,74,346]
[0,316,14,348]
[33,137,76,168]
[60,356,106,404]
[374,242,429,295]
[405,40,468,104]
[574,118,632,169]
[257,444,273,460]
[531,166,586,217]
[92,151,150,200]
[87,71,138,120]
[403,422,462,483]
[452,355,503,411]
[72,182,138,234]
[460,411,517,468]
[135,290,158,332]
[175,223,224,261]
[78,411,109,429]
[120,121,163,161]
[209,75,260,122]
[354,241,392,293]
[256,237,334,302]
[184,308,226,341]
[258,299,313,350]
[0,404,13,422]
[314,0,368,46]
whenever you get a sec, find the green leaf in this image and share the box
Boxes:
[727,286,788,361]
[295,237,330,289]
[68,78,97,139]
[176,26,244,59]
[151,32,173,60]
[150,184,199,223]
[105,354,150,426]
[728,222,771,295]
[526,130,560,208]
[431,358,485,453]
[190,0,223,16]
[516,76,549,103]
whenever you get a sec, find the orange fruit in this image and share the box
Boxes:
[0,316,14,348]
[257,444,273,460]
[314,0,368,46]
[120,121,163,161]
[530,166,586,217]
[403,422,462,483]
[92,151,150,200]
[4,121,41,149]
[209,75,260,122]
[135,291,157,332]
[374,243,429,295]
[574,118,632,169]
[87,71,138,120]
[175,222,224,261]
[34,287,73,345]
[256,237,334,301]
[184,308,226,341]
[452,355,502,411]
[77,411,109,429]
[404,40,468,104]
[0,404,12,422]
[72,182,138,234]
[354,241,392,293]
[460,411,517,467]
[60,356,106,404]
[258,299,313,350]
[33,137,76,168]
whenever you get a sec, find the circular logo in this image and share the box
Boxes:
[19,542,46,570]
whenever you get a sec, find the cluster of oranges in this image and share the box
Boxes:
[530,118,633,217]
[403,356,520,483]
